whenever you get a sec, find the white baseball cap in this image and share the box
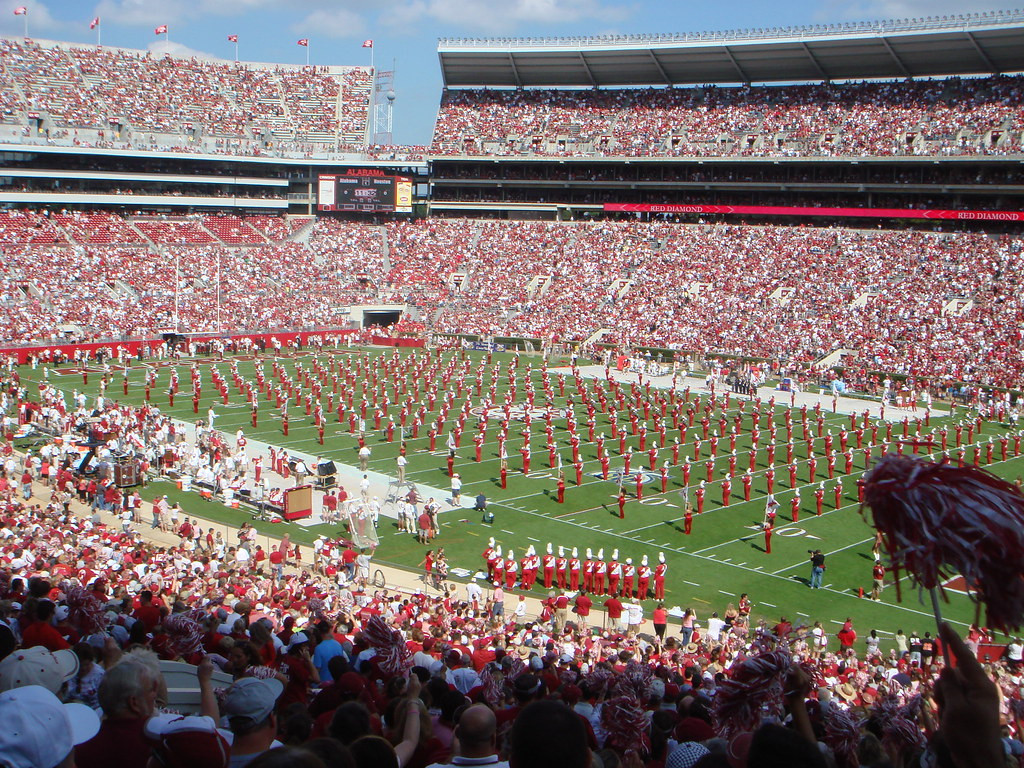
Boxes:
[0,685,100,768]
[0,647,79,694]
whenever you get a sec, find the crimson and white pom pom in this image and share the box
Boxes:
[611,660,653,700]
[863,455,1024,632]
[59,581,108,636]
[870,693,927,755]
[821,705,860,768]
[163,614,204,658]
[362,615,411,677]
[584,665,613,696]
[481,666,504,709]
[601,695,651,756]
[712,649,791,739]
[308,598,327,621]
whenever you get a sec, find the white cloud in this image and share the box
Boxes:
[291,8,366,40]
[387,0,629,33]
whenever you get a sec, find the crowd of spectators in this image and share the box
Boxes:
[3,213,1024,387]
[418,218,1024,388]
[431,76,1024,158]
[0,39,372,154]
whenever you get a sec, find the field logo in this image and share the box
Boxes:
[590,468,660,486]
[471,405,569,422]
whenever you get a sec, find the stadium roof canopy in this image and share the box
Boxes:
[437,9,1024,88]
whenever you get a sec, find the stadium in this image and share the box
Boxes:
[1,10,1024,768]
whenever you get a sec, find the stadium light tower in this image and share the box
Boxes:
[372,64,395,146]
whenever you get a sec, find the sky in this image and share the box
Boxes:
[0,0,1020,145]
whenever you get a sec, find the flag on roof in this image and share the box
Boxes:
[297,38,308,46]
[154,24,168,34]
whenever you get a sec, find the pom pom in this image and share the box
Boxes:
[246,665,280,680]
[163,614,204,659]
[601,695,650,756]
[583,664,613,697]
[712,649,791,739]
[308,598,327,622]
[821,704,860,768]
[59,581,108,636]
[863,455,1024,632]
[611,660,653,700]
[362,615,411,677]
[481,666,504,709]
[870,693,926,756]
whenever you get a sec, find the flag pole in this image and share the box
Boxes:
[97,24,101,47]
[235,39,238,62]
[23,11,28,38]
[306,41,310,67]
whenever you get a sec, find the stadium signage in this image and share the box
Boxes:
[344,168,388,177]
[603,203,1024,221]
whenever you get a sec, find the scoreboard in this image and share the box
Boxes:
[318,171,412,213]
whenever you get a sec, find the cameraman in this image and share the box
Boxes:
[809,549,825,589]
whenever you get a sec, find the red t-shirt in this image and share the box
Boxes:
[133,604,161,632]
[21,620,71,651]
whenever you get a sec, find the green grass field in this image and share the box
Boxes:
[27,347,1024,644]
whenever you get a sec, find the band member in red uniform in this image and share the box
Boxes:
[791,492,800,523]
[653,553,667,599]
[542,543,555,589]
[814,483,824,516]
[607,550,622,596]
[621,558,635,599]
[636,555,651,600]
[569,548,581,591]
[721,477,731,507]
[556,547,568,589]
[683,503,693,535]
[593,549,606,595]
[618,490,626,519]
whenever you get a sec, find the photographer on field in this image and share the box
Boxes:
[808,549,825,589]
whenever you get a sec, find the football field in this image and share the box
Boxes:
[26,346,1023,642]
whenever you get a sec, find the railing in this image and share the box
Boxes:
[439,8,1024,48]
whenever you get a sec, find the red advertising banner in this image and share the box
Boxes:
[0,329,356,366]
[603,203,1024,222]
[370,335,426,349]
